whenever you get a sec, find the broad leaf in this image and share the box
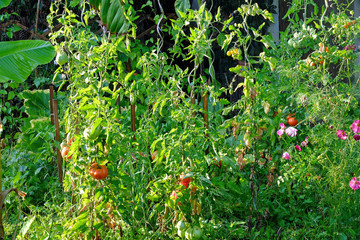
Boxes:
[0,40,55,83]
[175,0,190,17]
[20,89,50,120]
[0,0,11,9]
[91,0,132,34]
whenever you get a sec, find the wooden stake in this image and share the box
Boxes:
[50,85,55,125]
[0,142,2,192]
[53,99,63,187]
[202,92,209,130]
[131,103,136,132]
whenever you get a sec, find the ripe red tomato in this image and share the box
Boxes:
[288,117,298,126]
[180,172,191,189]
[89,163,108,180]
[68,136,75,146]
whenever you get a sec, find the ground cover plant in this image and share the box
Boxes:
[1,0,360,239]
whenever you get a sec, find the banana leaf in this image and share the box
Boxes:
[0,0,11,9]
[0,40,55,83]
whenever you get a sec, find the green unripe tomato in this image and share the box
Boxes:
[56,51,68,65]
[176,221,187,238]
[185,226,202,240]
[176,221,187,231]
[178,228,186,238]
[83,125,102,141]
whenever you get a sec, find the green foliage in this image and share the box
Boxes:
[0,0,11,9]
[0,40,55,83]
[2,0,360,239]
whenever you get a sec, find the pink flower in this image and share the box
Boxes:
[282,152,291,160]
[277,129,284,136]
[300,136,309,147]
[277,123,286,136]
[351,120,360,134]
[285,127,298,137]
[349,177,360,190]
[329,125,334,129]
[354,135,360,141]
[337,130,347,140]
[295,145,301,151]
[344,45,356,51]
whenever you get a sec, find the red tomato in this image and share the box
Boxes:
[89,163,108,180]
[180,172,191,189]
[288,117,298,126]
[61,146,72,161]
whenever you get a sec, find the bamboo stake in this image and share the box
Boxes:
[53,99,63,187]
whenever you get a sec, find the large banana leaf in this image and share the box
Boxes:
[0,0,11,9]
[90,0,131,34]
[0,40,55,83]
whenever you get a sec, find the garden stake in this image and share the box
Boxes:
[49,86,57,167]
[0,139,1,192]
[53,99,63,187]
[202,90,210,155]
[202,92,209,131]
[50,85,55,125]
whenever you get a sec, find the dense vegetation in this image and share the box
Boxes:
[1,0,360,239]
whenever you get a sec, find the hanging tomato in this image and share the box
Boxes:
[89,163,108,180]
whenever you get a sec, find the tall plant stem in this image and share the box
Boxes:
[125,60,136,139]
